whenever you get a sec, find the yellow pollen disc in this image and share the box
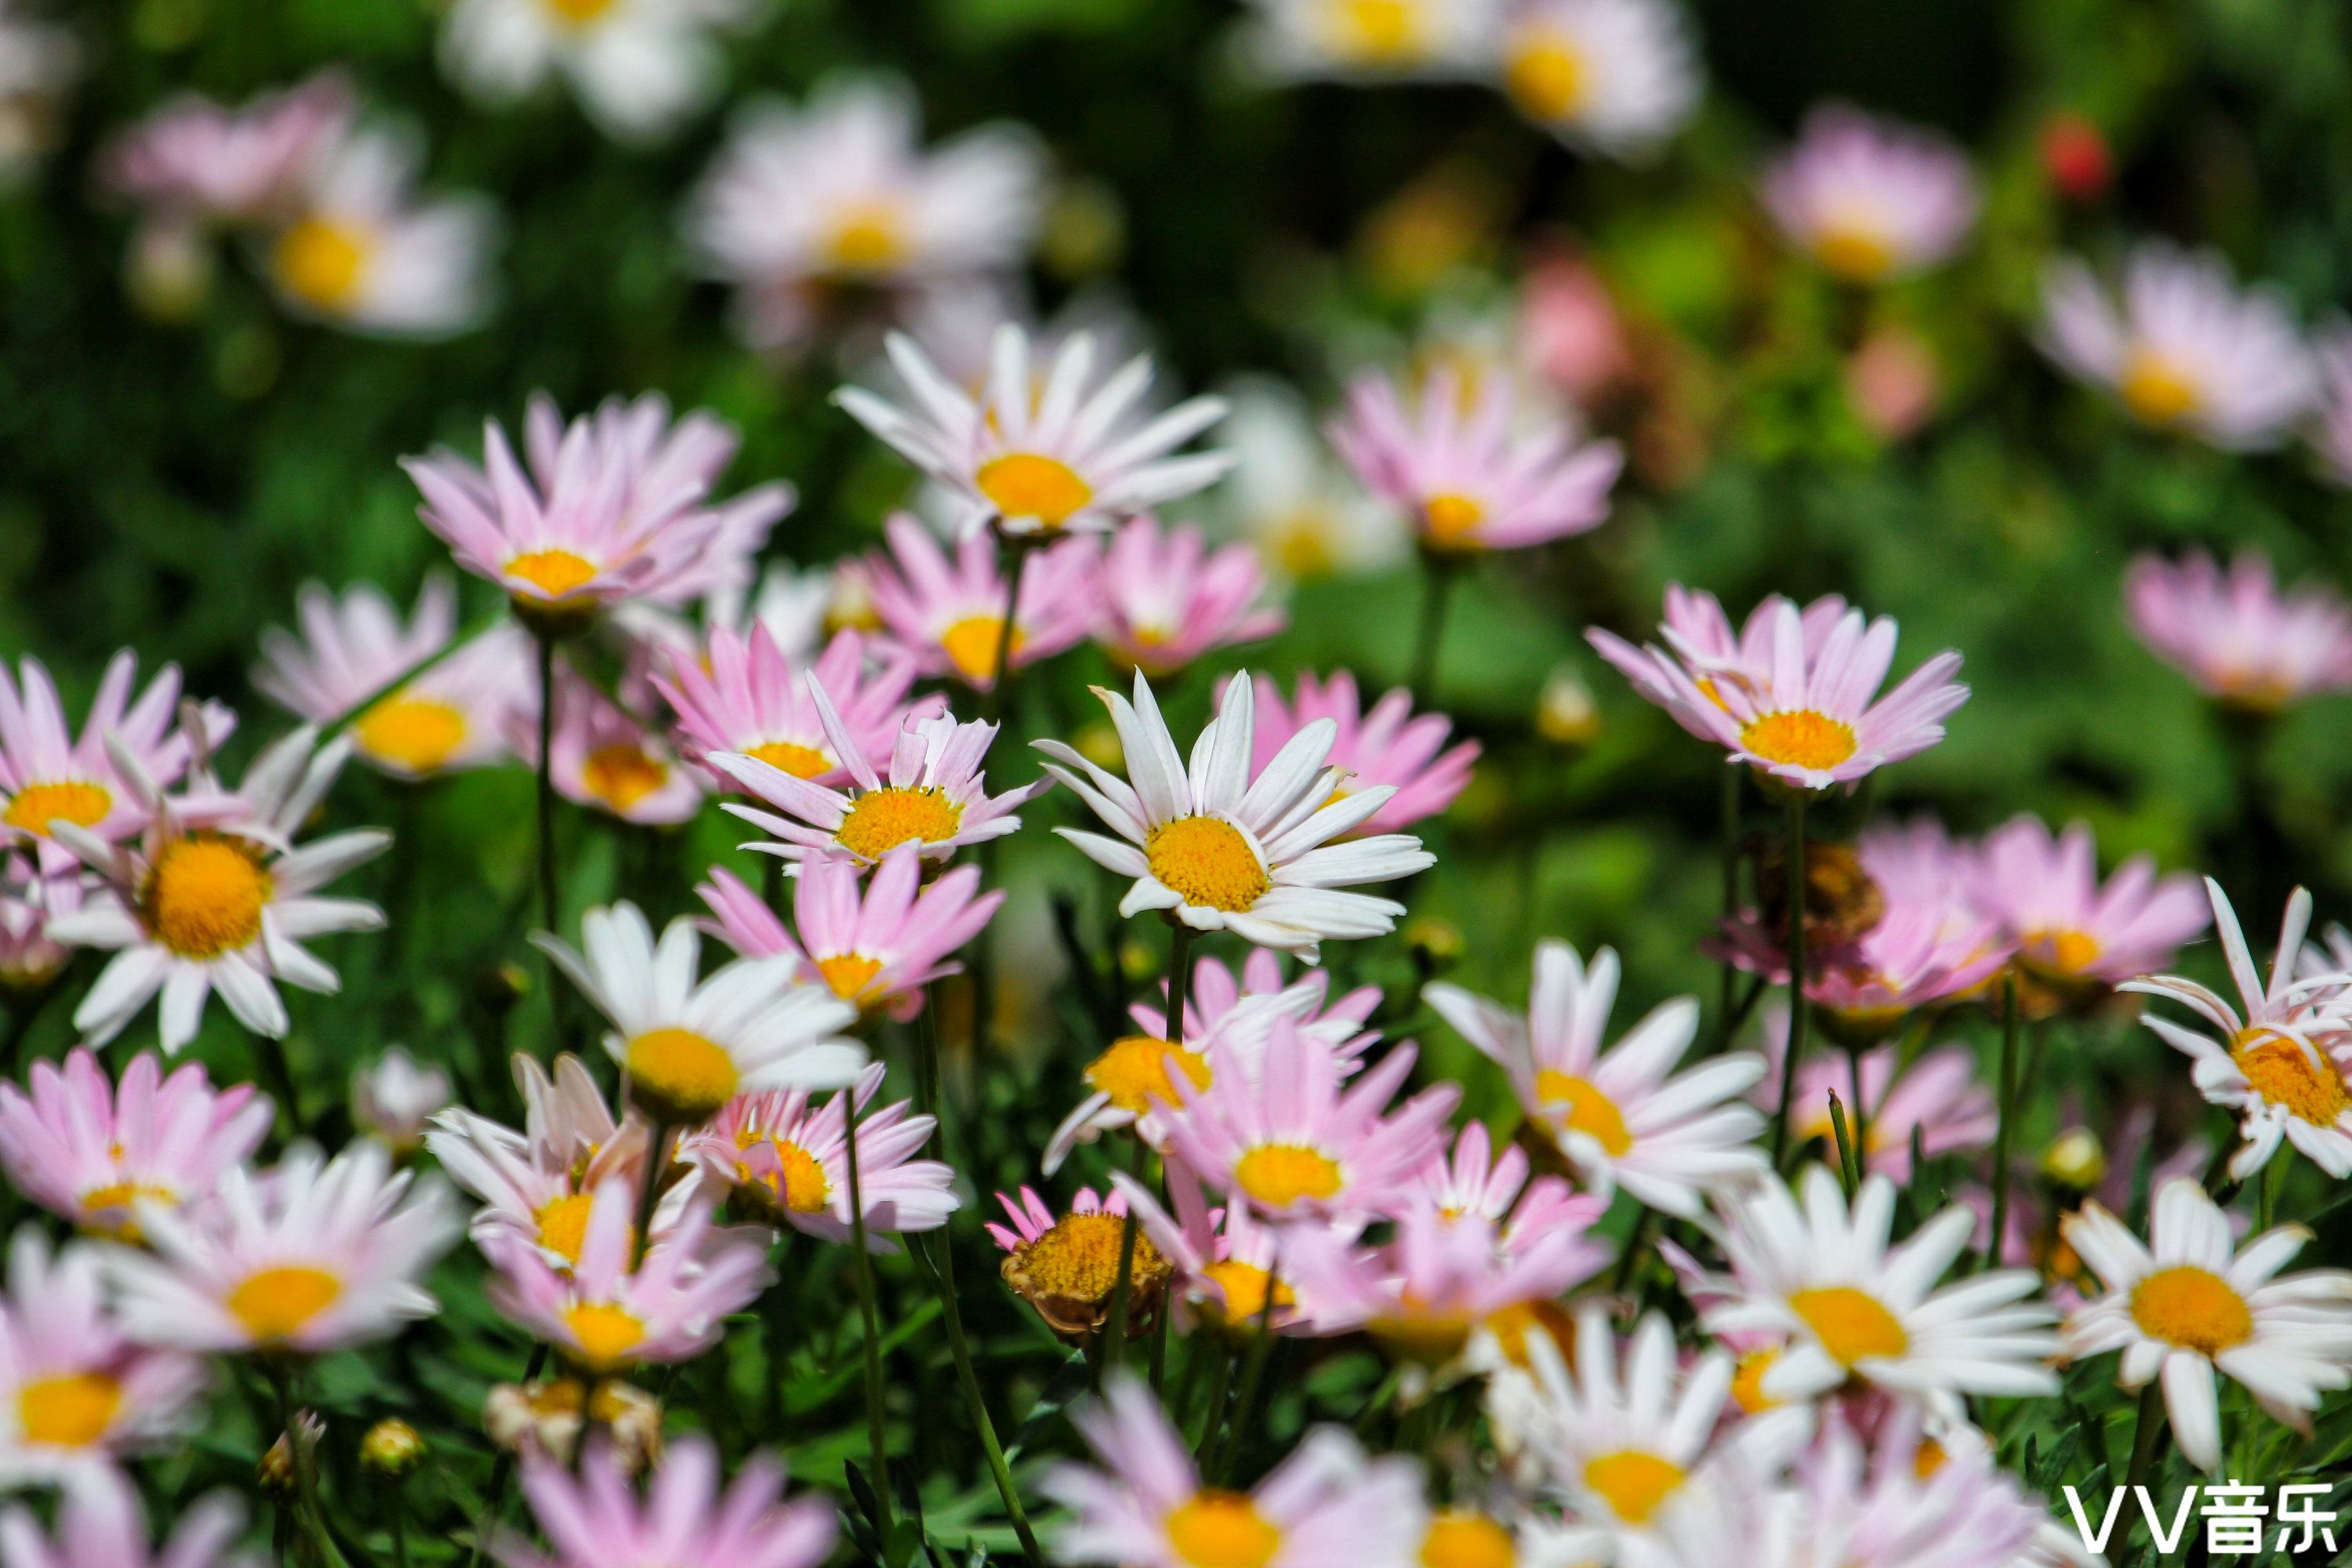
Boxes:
[1740,710,1857,773]
[746,740,833,780]
[1232,1143,1342,1208]
[1789,1286,1909,1366]
[1325,0,1422,62]
[503,549,601,601]
[1483,1298,1574,1371]
[768,1138,832,1214]
[355,695,468,775]
[817,953,885,1004]
[1914,1438,1948,1480]
[1145,816,1269,913]
[1504,38,1586,122]
[581,744,667,814]
[1166,1491,1281,1568]
[1421,1514,1514,1568]
[562,1301,645,1370]
[2129,1265,2252,1356]
[835,786,964,860]
[1269,511,1339,579]
[272,217,372,310]
[1372,1302,1475,1367]
[534,1192,604,1266]
[2120,350,2200,428]
[1014,1212,1161,1302]
[1583,1451,1687,1526]
[2232,1029,2351,1125]
[142,835,271,960]
[1730,1347,1781,1413]
[1813,224,1896,284]
[17,1372,122,1447]
[1534,1069,1633,1158]
[543,0,616,22]
[625,1028,739,1122]
[976,453,1094,528]
[79,1180,174,1232]
[1421,492,1486,550]
[1201,1260,1291,1323]
[3,779,111,837]
[1086,1035,1214,1114]
[825,201,907,273]
[2022,927,2102,978]
[941,615,1026,684]
[227,1265,343,1342]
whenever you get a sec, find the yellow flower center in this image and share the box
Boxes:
[17,1372,122,1448]
[581,744,668,815]
[1268,510,1340,579]
[1012,1211,1161,1303]
[976,454,1094,528]
[2120,350,2201,428]
[142,835,271,960]
[745,740,833,780]
[1421,1515,1514,1568]
[1201,1260,1292,1324]
[2232,1029,2351,1125]
[768,1138,833,1214]
[79,1179,176,1235]
[825,201,907,273]
[1504,38,1586,122]
[1483,1298,1574,1371]
[562,1301,646,1370]
[940,615,1026,684]
[2021,927,2102,978]
[1534,1069,1634,1157]
[816,953,884,1004]
[1739,710,1857,773]
[1232,1143,1342,1208]
[1730,1346,1781,1413]
[835,786,964,860]
[226,1265,343,1342]
[2129,1265,2252,1356]
[625,1028,739,1121]
[1145,816,1269,913]
[503,549,601,601]
[1421,492,1486,550]
[1167,1491,1280,1568]
[543,0,616,24]
[534,1192,604,1266]
[1324,0,1423,62]
[1583,1450,1687,1526]
[355,695,468,775]
[273,217,372,310]
[1813,224,1896,284]
[1915,1438,1948,1480]
[1086,1035,1214,1114]
[1789,1285,1909,1367]
[3,779,111,837]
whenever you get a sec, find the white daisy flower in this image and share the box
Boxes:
[49,727,389,1054]
[1499,0,1701,159]
[439,0,759,143]
[1425,941,1766,1218]
[1240,0,1504,82]
[532,901,864,1124]
[266,125,495,339]
[1215,378,1406,583]
[835,325,1236,537]
[2062,1177,2352,1472]
[1033,670,1435,960]
[1697,1167,2059,1408]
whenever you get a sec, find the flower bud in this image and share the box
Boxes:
[360,1417,424,1476]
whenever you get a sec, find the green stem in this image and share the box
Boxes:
[1717,764,1741,1041]
[981,530,1035,728]
[1984,975,2020,1272]
[532,632,564,1049]
[1768,792,1810,1164]
[465,1344,548,1568]
[1409,556,1457,701]
[1097,1135,1148,1383]
[633,1122,670,1262]
[2123,1381,2167,1500]
[1845,1044,1869,1171]
[1168,920,1196,1038]
[1611,1207,1657,1294]
[915,1234,1043,1566]
[1191,1340,1234,1461]
[1211,1275,1281,1484]
[840,1091,893,1526]
[265,1363,339,1568]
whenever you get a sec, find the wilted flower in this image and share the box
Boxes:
[988,1185,1171,1339]
[483,1377,662,1472]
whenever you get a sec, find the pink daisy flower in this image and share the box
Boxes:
[0,1047,270,1237]
[683,1063,956,1248]
[1756,1016,1994,1181]
[1402,1123,1604,1258]
[1094,515,1284,677]
[1760,104,1980,285]
[0,855,78,996]
[0,1470,256,1568]
[100,71,350,227]
[2039,241,2317,448]
[713,691,1047,868]
[513,667,705,826]
[1327,367,1622,554]
[1108,1161,1338,1335]
[1773,901,2010,1041]
[1586,585,1853,742]
[1968,815,2209,989]
[1247,671,1478,835]
[2124,549,2352,711]
[860,514,1098,691]
[0,652,227,873]
[503,1436,833,1568]
[657,623,935,790]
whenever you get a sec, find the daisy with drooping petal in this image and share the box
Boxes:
[103,1142,458,1354]
[697,847,1000,1018]
[0,1048,270,1238]
[534,902,862,1125]
[2038,241,2317,448]
[688,75,1045,354]
[684,1063,955,1248]
[484,1177,774,1373]
[350,1049,450,1155]
[1498,0,1700,158]
[1247,671,1478,836]
[439,0,759,143]
[1093,516,1284,678]
[859,514,1098,690]
[1328,368,1622,555]
[1109,1161,1333,1337]
[2061,1176,2352,1472]
[1043,1374,1427,1568]
[49,727,389,1053]
[987,1185,1172,1339]
[1216,379,1407,583]
[1761,105,1980,285]
[1427,941,1766,1218]
[1967,815,2208,993]
[2122,880,2352,1181]
[1697,1167,2059,1407]
[503,1434,834,1568]
[1035,671,1434,957]
[713,688,1046,869]
[0,652,222,872]
[514,668,705,826]
[265,124,494,339]
[1240,0,1504,82]
[102,71,350,227]
[2122,549,2352,712]
[0,1470,256,1568]
[658,624,933,789]
[426,1054,656,1268]
[837,325,1236,538]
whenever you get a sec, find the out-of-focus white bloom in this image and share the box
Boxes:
[266,125,495,339]
[1498,0,1700,158]
[352,1049,452,1154]
[1240,0,1504,81]
[1215,379,1406,583]
[0,0,78,180]
[441,0,760,143]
